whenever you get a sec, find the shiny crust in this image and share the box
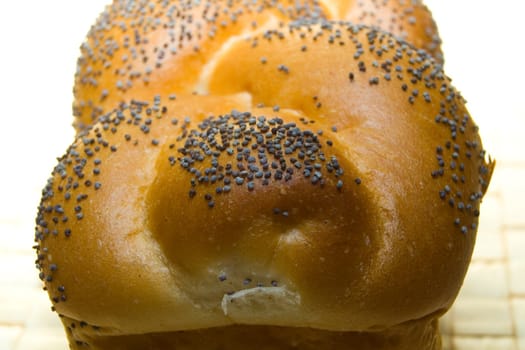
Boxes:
[72,0,442,131]
[35,1,492,349]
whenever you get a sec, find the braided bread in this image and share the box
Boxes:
[35,1,492,349]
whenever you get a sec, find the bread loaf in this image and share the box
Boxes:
[35,1,492,349]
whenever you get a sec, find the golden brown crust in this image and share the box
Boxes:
[72,0,442,131]
[36,18,493,349]
[35,1,493,349]
[325,0,442,60]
